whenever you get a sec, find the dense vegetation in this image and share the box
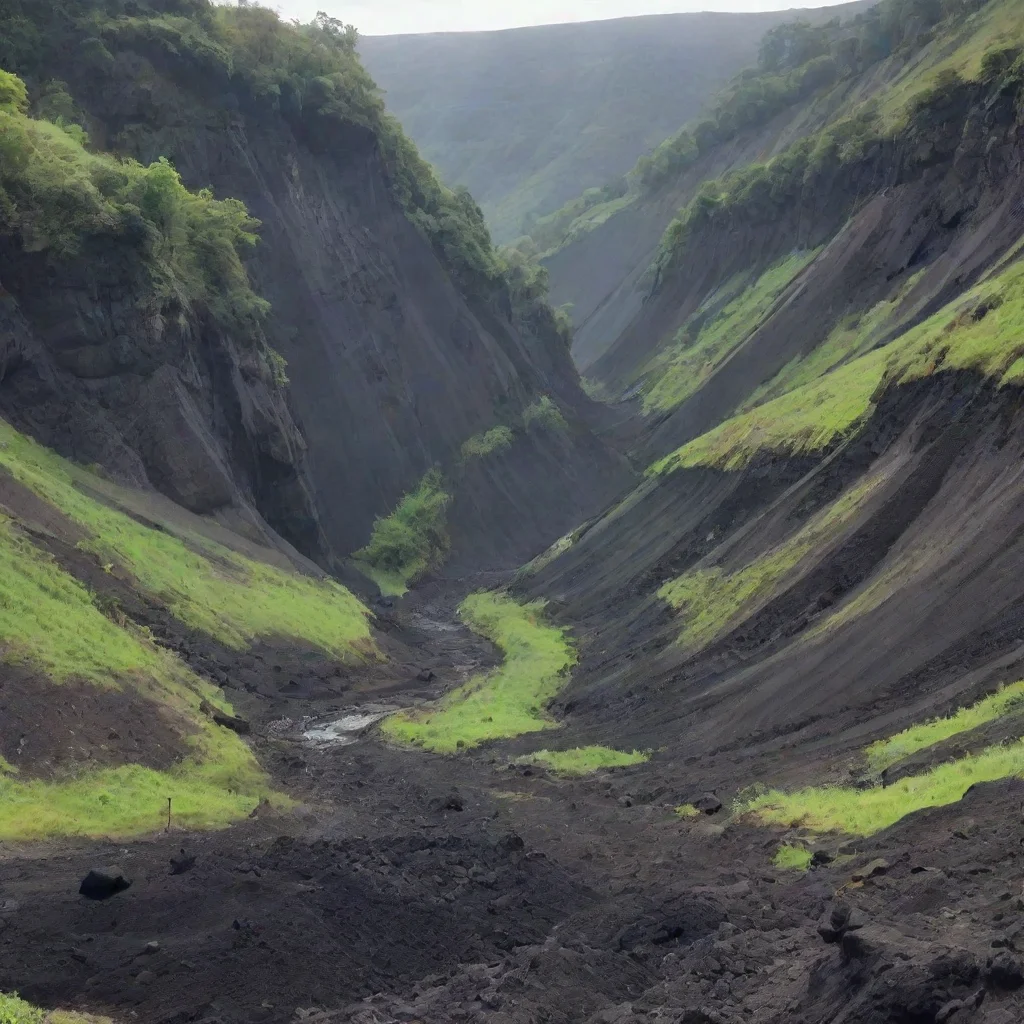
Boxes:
[521,0,1007,259]
[0,0,550,309]
[0,67,266,332]
[354,469,452,594]
[654,2,1024,276]
[632,0,968,191]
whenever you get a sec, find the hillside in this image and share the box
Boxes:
[9,2,1024,1024]
[0,0,630,587]
[359,4,872,242]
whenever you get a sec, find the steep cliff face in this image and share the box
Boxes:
[0,1,631,574]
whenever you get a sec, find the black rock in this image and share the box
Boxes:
[417,668,436,683]
[79,870,132,900]
[693,793,723,815]
[810,848,834,867]
[430,789,464,812]
[169,849,196,875]
[986,950,1024,990]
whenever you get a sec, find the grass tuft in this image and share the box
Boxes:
[517,746,648,776]
[381,591,576,752]
[523,396,569,433]
[675,803,701,819]
[773,844,813,871]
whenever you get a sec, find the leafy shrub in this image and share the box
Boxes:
[461,426,514,461]
[0,993,44,1024]
[0,71,267,329]
[354,469,451,582]
[523,396,568,433]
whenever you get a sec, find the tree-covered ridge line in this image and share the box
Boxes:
[515,0,995,259]
[0,0,565,325]
[653,32,1024,279]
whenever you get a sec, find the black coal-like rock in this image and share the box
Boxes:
[79,870,132,900]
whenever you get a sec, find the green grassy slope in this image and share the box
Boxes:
[639,251,818,414]
[650,256,1024,475]
[0,421,373,658]
[0,418,375,840]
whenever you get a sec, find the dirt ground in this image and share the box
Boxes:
[3,575,1024,1024]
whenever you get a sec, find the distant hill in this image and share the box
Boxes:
[359,4,873,240]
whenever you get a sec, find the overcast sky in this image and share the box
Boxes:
[264,0,855,36]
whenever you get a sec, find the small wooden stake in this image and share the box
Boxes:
[166,797,172,831]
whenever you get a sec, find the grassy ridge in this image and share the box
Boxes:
[381,592,576,752]
[640,251,817,413]
[658,474,882,650]
[651,257,1024,475]
[866,679,1024,772]
[744,739,1024,835]
[744,671,1024,837]
[0,420,373,659]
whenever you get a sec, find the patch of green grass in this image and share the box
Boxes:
[745,271,926,411]
[0,991,112,1024]
[773,844,813,871]
[461,425,515,461]
[0,499,274,839]
[381,591,577,752]
[649,347,888,475]
[866,679,1024,773]
[641,251,817,414]
[0,420,373,660]
[744,738,1024,836]
[518,746,649,776]
[353,468,451,592]
[675,803,701,819]
[0,992,43,1024]
[650,256,1024,475]
[0,745,276,841]
[659,474,881,651]
[523,396,569,433]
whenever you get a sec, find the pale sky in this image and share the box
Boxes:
[264,0,856,36]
